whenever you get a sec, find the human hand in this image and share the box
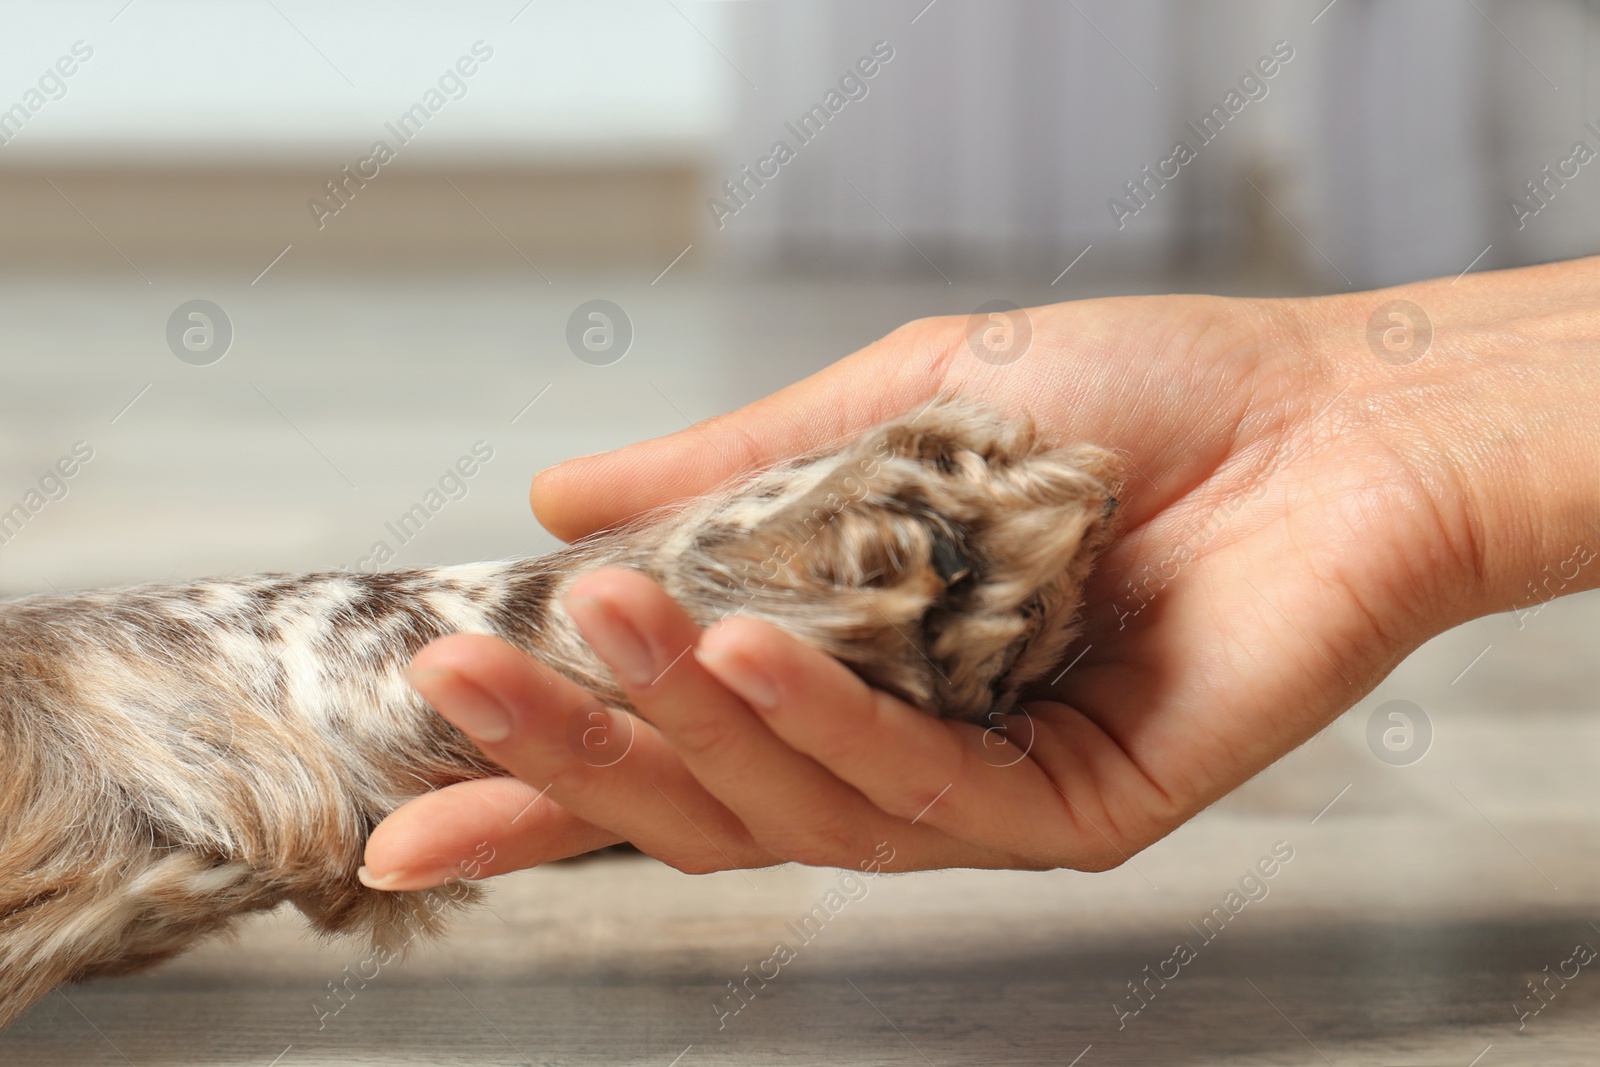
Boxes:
[362,259,1600,887]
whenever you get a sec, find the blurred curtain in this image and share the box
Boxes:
[715,0,1600,288]
[1305,0,1492,286]
[715,0,1181,278]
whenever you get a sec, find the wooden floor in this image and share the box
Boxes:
[2,274,1598,1065]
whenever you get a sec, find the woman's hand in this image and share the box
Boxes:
[362,259,1600,888]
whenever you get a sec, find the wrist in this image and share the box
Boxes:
[1304,260,1600,626]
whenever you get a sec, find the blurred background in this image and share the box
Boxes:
[5,2,1600,1064]
[2,0,1597,588]
[3,0,1596,281]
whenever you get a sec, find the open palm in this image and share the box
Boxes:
[364,269,1567,886]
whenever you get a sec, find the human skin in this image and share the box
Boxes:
[360,256,1600,888]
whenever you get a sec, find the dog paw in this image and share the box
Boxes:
[660,399,1121,721]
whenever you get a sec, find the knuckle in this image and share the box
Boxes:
[654,850,726,877]
[891,313,957,347]
[863,316,961,389]
[1066,849,1126,874]
[806,726,867,771]
[1051,818,1154,874]
[1003,837,1123,874]
[759,824,868,870]
[881,785,945,824]
[662,713,737,762]
[543,753,594,794]
[698,411,764,473]
[999,852,1061,874]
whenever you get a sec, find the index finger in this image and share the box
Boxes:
[528,320,953,542]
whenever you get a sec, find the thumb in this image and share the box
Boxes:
[530,320,955,542]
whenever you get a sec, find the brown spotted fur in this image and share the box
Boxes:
[0,399,1119,1028]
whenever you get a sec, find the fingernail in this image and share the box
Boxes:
[358,864,462,892]
[694,645,778,709]
[568,595,657,686]
[408,667,513,743]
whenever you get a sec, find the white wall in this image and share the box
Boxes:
[0,0,732,161]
